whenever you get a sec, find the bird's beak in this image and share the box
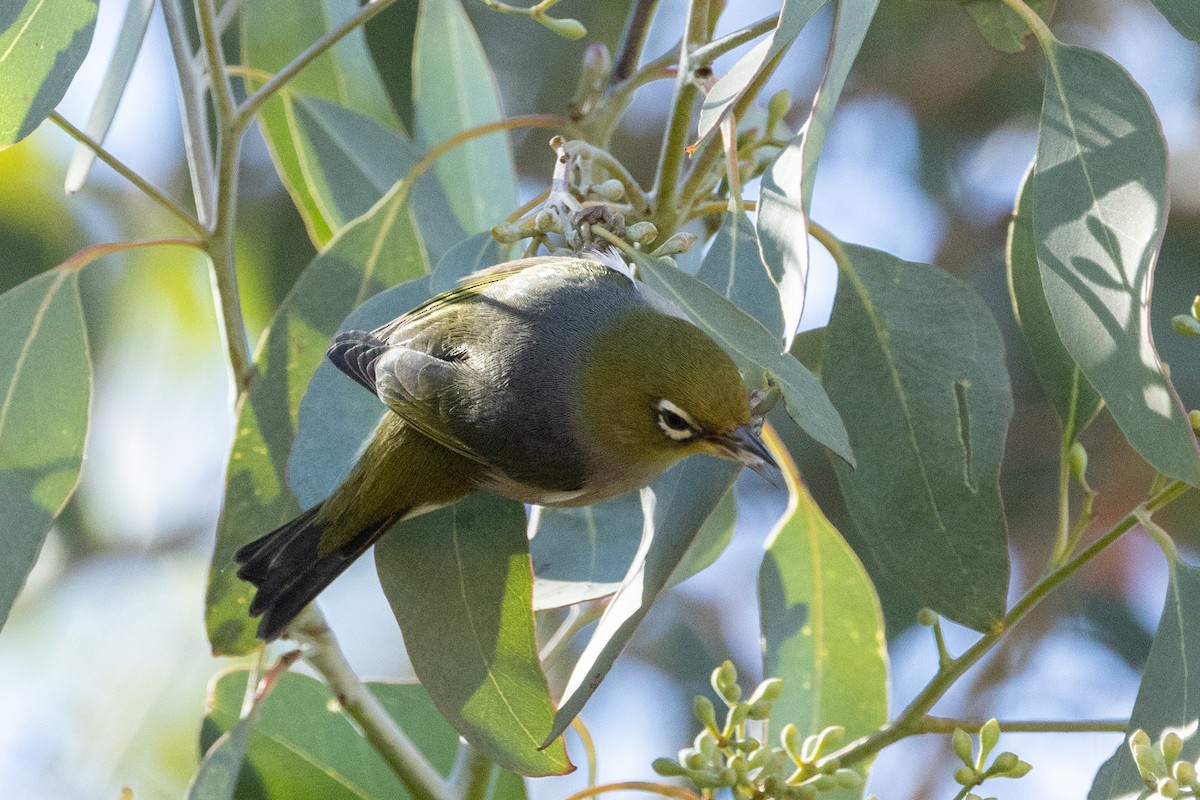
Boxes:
[710,423,779,484]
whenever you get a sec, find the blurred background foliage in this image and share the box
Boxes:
[0,0,1196,798]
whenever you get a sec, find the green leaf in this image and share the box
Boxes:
[204,669,461,799]
[413,0,519,233]
[667,487,736,589]
[242,0,399,245]
[634,250,853,465]
[375,493,573,777]
[0,0,96,146]
[0,267,89,630]
[1034,43,1200,485]
[757,137,809,349]
[696,0,828,142]
[63,0,154,191]
[1088,560,1200,799]
[962,0,1052,54]
[206,185,429,656]
[430,231,504,295]
[760,469,887,798]
[1007,167,1102,442]
[800,0,879,206]
[1149,0,1200,44]
[544,457,739,745]
[823,243,1011,632]
[188,715,254,800]
[697,211,784,338]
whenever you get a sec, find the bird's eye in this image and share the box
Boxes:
[655,399,698,441]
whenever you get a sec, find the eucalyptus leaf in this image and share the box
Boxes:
[757,138,809,348]
[1088,560,1200,799]
[545,456,739,745]
[0,268,90,631]
[0,0,96,146]
[413,0,519,233]
[635,250,853,466]
[1149,0,1200,44]
[203,669,463,799]
[430,231,504,295]
[375,493,573,777]
[1007,167,1101,442]
[695,0,828,142]
[760,470,887,798]
[698,211,784,337]
[206,185,429,656]
[530,491,643,605]
[187,715,254,800]
[1033,43,1200,485]
[63,0,154,191]
[242,0,399,245]
[823,243,1012,632]
[962,0,1052,54]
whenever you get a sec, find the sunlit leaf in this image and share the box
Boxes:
[698,211,783,337]
[375,494,573,777]
[1088,560,1200,799]
[1033,43,1200,485]
[1007,167,1102,442]
[1149,0,1200,44]
[0,267,89,630]
[635,250,853,465]
[760,455,887,798]
[413,0,518,233]
[206,186,429,656]
[962,0,1052,53]
[545,457,738,745]
[823,243,1011,632]
[429,231,504,294]
[242,0,399,245]
[757,138,809,348]
[696,0,828,142]
[0,0,96,146]
[203,670,462,799]
[63,0,154,190]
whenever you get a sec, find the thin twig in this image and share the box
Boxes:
[59,237,203,272]
[612,0,661,82]
[161,0,218,224]
[449,743,494,800]
[920,716,1128,734]
[561,781,702,800]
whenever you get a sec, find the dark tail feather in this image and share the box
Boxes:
[234,505,397,641]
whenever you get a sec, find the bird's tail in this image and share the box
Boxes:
[234,505,398,641]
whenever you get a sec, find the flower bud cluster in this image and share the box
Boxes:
[948,719,1032,799]
[652,662,863,800]
[1129,728,1200,798]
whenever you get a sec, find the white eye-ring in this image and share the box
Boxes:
[655,399,698,441]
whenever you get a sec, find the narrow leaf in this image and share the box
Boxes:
[63,0,154,191]
[413,0,519,233]
[667,488,736,589]
[0,0,97,146]
[0,267,90,630]
[757,139,809,348]
[1149,0,1200,44]
[187,716,254,800]
[698,211,784,337]
[635,250,853,465]
[204,670,463,799]
[1007,167,1102,441]
[1088,560,1200,799]
[962,0,1052,54]
[206,185,429,656]
[696,0,828,142]
[760,459,887,797]
[801,0,880,206]
[823,244,1012,632]
[1033,43,1200,485]
[545,457,738,744]
[242,0,400,245]
[375,494,573,776]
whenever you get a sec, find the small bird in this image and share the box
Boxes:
[235,253,775,641]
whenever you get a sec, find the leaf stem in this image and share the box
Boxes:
[920,716,1128,734]
[561,781,702,800]
[1050,429,1073,565]
[59,237,204,272]
[195,0,237,123]
[292,606,451,800]
[48,112,207,236]
[161,0,218,224]
[818,479,1192,771]
[612,0,661,82]
[999,0,1057,52]
[689,14,779,65]
[449,742,495,800]
[236,0,397,127]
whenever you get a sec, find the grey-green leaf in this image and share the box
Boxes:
[757,138,809,348]
[635,250,853,465]
[1008,167,1102,441]
[187,716,254,800]
[1033,43,1200,485]
[1150,0,1200,43]
[0,0,96,145]
[430,231,504,295]
[823,243,1012,632]
[206,185,429,656]
[375,494,573,776]
[0,268,89,631]
[962,0,1052,54]
[1088,560,1200,799]
[698,211,784,338]
[413,0,518,233]
[544,457,739,745]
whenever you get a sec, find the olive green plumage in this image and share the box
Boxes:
[235,254,774,641]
